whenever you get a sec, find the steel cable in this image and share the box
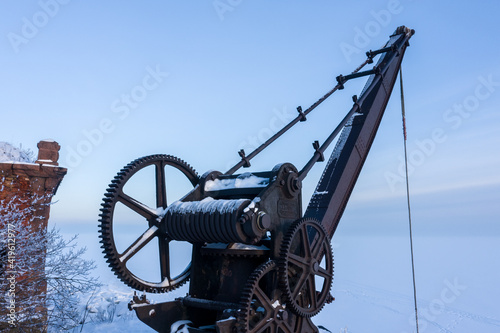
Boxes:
[400,66,420,333]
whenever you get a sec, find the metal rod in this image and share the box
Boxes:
[367,45,394,58]
[297,102,361,181]
[337,68,377,86]
[296,32,415,182]
[224,83,342,175]
[352,58,372,74]
[180,296,240,311]
[224,37,408,176]
[224,59,372,176]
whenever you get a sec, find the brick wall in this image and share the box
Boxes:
[0,141,66,230]
[0,140,67,329]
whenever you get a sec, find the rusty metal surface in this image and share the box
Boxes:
[305,27,414,238]
[99,26,414,333]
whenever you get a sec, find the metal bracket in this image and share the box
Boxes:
[336,74,346,90]
[337,67,378,90]
[128,291,150,311]
[297,106,307,122]
[238,149,251,168]
[352,95,362,114]
[366,44,399,61]
[312,141,325,162]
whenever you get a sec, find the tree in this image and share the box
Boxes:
[0,193,100,332]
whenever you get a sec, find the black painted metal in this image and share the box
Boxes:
[304,27,414,238]
[103,26,414,333]
[336,68,378,89]
[181,296,240,312]
[224,49,377,176]
[297,100,361,182]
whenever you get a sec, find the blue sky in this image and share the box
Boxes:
[2,1,500,332]
[1,0,499,237]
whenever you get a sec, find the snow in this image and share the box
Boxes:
[170,320,193,333]
[119,225,159,263]
[128,302,152,309]
[203,243,269,252]
[227,243,269,251]
[313,116,354,193]
[166,197,249,215]
[312,235,500,332]
[0,142,34,163]
[36,159,53,164]
[155,207,168,217]
[134,274,171,289]
[313,190,329,196]
[217,316,235,323]
[57,224,500,333]
[34,162,60,167]
[155,206,171,222]
[243,199,263,213]
[204,173,269,191]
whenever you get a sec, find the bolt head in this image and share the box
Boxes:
[312,261,319,273]
[257,212,271,230]
[277,309,288,321]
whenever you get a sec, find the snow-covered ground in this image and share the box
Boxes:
[315,235,500,332]
[58,224,500,333]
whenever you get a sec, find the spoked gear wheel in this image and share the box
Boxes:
[279,218,333,317]
[99,154,199,293]
[238,261,302,333]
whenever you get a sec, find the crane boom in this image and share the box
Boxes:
[305,26,414,238]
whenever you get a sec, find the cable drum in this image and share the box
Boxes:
[163,198,252,243]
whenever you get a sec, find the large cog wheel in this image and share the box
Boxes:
[238,260,302,333]
[279,218,333,317]
[98,154,198,293]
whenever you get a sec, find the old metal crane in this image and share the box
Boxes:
[99,26,415,333]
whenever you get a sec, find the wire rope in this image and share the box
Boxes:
[400,66,420,333]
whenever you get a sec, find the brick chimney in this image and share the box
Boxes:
[1,140,66,229]
[0,140,67,329]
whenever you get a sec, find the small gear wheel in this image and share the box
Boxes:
[279,218,333,317]
[238,260,303,333]
[99,154,198,293]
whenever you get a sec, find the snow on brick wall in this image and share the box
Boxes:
[0,141,66,229]
[0,140,67,324]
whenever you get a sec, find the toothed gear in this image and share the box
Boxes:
[238,260,302,333]
[98,154,199,293]
[278,218,333,317]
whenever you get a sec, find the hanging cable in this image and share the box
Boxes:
[400,66,420,333]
